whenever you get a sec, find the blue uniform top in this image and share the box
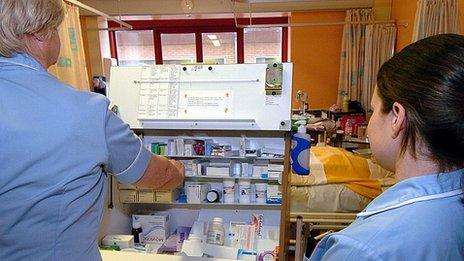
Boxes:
[308,168,464,261]
[0,53,152,260]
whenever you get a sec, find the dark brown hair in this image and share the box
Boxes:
[376,34,464,172]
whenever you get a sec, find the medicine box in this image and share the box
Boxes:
[253,165,269,179]
[132,212,170,244]
[154,189,180,203]
[186,183,210,203]
[266,185,282,204]
[119,189,137,203]
[101,235,134,249]
[138,190,155,203]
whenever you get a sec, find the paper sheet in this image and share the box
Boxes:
[137,65,181,119]
[178,90,233,118]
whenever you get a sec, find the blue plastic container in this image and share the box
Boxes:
[290,125,311,175]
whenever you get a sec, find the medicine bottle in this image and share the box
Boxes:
[206,217,225,246]
[131,221,143,244]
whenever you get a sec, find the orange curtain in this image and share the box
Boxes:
[49,3,90,91]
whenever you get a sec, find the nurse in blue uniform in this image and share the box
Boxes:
[309,34,464,260]
[0,1,184,260]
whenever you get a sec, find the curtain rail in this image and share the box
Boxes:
[64,0,132,30]
[234,19,408,28]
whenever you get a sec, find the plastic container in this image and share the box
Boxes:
[345,118,354,137]
[290,125,311,175]
[206,190,221,203]
[342,92,349,112]
[229,161,242,177]
[223,179,235,203]
[131,221,143,244]
[254,183,268,203]
[206,217,225,246]
[238,180,251,203]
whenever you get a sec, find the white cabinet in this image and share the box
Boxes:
[106,63,293,259]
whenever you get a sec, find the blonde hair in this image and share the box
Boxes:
[0,0,65,57]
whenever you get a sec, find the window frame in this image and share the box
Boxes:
[108,17,288,65]
[255,57,280,64]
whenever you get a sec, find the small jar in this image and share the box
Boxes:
[223,179,235,203]
[206,217,225,246]
[206,190,221,203]
[230,160,242,177]
[238,180,251,203]
[254,183,268,204]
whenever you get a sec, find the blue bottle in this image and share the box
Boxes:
[291,124,311,175]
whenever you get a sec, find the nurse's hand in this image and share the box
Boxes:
[134,155,185,190]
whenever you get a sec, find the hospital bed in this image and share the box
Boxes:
[287,146,395,260]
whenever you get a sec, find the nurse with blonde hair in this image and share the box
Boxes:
[0,1,184,260]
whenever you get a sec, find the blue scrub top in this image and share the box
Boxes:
[0,53,151,260]
[308,168,464,260]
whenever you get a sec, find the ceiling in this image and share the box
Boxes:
[78,0,374,17]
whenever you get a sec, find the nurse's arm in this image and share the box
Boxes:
[133,155,185,190]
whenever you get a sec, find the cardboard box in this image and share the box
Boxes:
[119,189,137,203]
[186,183,210,203]
[266,185,282,204]
[101,235,134,249]
[138,190,155,203]
[132,212,170,244]
[154,189,179,203]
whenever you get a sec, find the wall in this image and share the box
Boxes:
[373,0,392,20]
[290,11,346,109]
[391,0,417,51]
[392,0,464,52]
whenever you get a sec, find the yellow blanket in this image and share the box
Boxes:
[290,146,382,199]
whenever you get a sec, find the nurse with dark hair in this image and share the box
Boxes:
[309,34,464,260]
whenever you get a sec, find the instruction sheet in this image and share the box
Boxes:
[138,65,181,120]
[178,89,233,118]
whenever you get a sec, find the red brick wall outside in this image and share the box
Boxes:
[118,42,280,64]
[202,43,236,63]
[117,45,155,60]
[245,42,281,63]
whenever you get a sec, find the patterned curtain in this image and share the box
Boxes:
[361,24,396,112]
[337,9,374,107]
[48,3,90,91]
[412,0,460,42]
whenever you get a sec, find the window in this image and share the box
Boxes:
[163,58,196,64]
[115,30,155,66]
[244,28,282,64]
[255,57,279,64]
[202,32,237,64]
[109,18,287,65]
[203,57,226,64]
[161,33,196,64]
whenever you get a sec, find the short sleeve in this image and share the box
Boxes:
[308,234,382,261]
[104,110,151,184]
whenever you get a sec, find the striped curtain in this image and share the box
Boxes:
[412,0,460,42]
[361,24,396,112]
[48,3,90,91]
[337,9,374,107]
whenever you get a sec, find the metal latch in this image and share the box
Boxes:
[265,63,283,96]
